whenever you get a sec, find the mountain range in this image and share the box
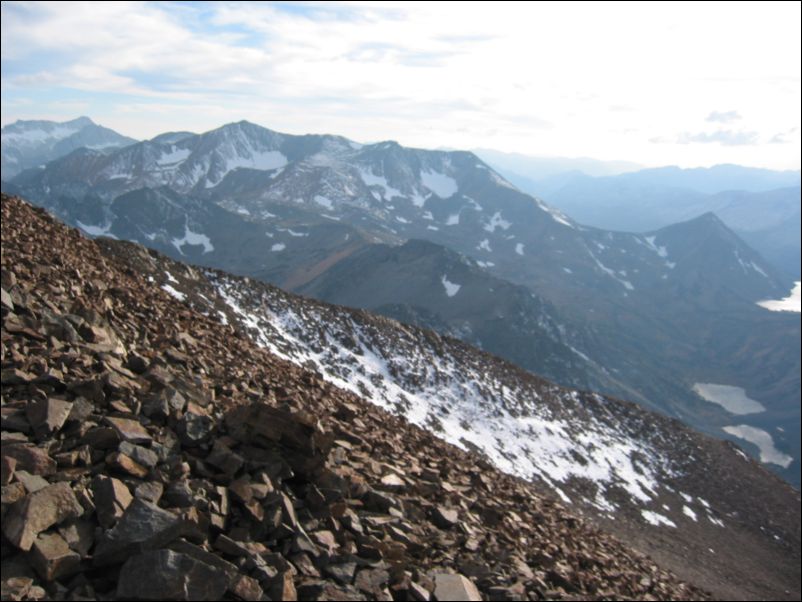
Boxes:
[2,118,799,489]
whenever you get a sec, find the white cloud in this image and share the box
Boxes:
[676,130,760,146]
[706,110,741,123]
[1,1,800,169]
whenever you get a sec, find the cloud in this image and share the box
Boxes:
[706,110,741,123]
[768,128,799,144]
[675,130,760,146]
[1,2,799,168]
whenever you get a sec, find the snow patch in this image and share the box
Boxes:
[358,166,403,200]
[421,169,458,198]
[161,284,186,301]
[536,198,574,228]
[445,213,460,226]
[477,239,492,252]
[314,195,334,210]
[515,243,524,256]
[76,220,116,239]
[209,276,681,520]
[441,275,462,297]
[587,248,634,290]
[155,146,190,167]
[757,281,801,313]
[641,510,677,528]
[271,243,286,252]
[171,224,214,255]
[483,212,512,233]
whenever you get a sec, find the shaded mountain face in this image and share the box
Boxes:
[296,237,637,398]
[5,120,799,487]
[1,116,136,179]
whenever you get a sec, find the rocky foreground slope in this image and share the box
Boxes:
[0,194,799,600]
[0,195,713,600]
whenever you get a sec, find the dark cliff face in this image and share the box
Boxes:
[2,193,799,600]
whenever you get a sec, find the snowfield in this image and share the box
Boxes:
[208,272,697,522]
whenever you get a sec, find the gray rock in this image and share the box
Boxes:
[117,549,228,600]
[93,499,188,566]
[119,441,160,468]
[177,412,214,446]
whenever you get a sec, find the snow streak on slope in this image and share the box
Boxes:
[209,272,682,514]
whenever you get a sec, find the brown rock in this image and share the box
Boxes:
[265,570,297,601]
[25,398,73,435]
[3,482,83,551]
[1,455,16,485]
[230,574,264,601]
[135,480,164,503]
[119,441,160,468]
[107,451,149,478]
[13,470,49,493]
[29,531,81,581]
[1,444,56,476]
[205,439,244,476]
[105,416,152,445]
[58,518,95,557]
[92,475,133,528]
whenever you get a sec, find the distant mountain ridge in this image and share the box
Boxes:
[495,163,801,279]
[1,116,136,178]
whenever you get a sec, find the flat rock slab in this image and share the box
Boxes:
[105,416,152,445]
[433,573,482,601]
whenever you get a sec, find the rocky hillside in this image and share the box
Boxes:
[0,194,716,600]
[2,194,799,600]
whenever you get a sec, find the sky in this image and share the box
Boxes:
[1,1,800,170]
